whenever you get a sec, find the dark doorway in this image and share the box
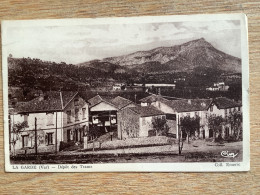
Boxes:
[75,129,79,142]
[225,127,229,137]
[67,130,71,142]
[209,129,213,138]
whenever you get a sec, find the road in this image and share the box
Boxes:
[11,141,243,164]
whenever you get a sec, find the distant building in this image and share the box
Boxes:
[140,94,166,107]
[145,83,176,88]
[206,82,229,91]
[9,91,89,154]
[117,106,165,139]
[112,83,125,91]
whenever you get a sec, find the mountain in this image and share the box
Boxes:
[100,38,241,73]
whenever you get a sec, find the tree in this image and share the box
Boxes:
[226,110,242,140]
[208,114,225,142]
[180,115,200,144]
[152,117,170,136]
[10,121,28,156]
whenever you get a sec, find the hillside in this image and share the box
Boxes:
[8,38,241,100]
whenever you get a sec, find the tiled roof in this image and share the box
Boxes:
[78,91,96,103]
[163,99,212,113]
[88,95,103,107]
[14,91,78,113]
[110,96,134,110]
[213,97,241,109]
[139,94,168,103]
[128,106,165,117]
[88,95,114,108]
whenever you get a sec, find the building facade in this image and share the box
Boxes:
[117,106,166,139]
[140,94,242,139]
[9,91,89,155]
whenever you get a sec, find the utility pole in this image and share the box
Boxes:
[55,111,58,153]
[35,117,37,155]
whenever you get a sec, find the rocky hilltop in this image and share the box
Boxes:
[76,38,240,74]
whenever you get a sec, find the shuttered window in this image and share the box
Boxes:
[22,135,29,148]
[47,133,54,145]
[67,110,71,123]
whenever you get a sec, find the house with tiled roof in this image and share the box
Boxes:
[151,98,212,139]
[88,95,136,136]
[9,91,89,154]
[207,97,242,138]
[139,94,167,107]
[117,106,166,139]
[140,94,242,139]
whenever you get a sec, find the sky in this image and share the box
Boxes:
[3,19,241,64]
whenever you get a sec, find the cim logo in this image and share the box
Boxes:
[221,151,238,158]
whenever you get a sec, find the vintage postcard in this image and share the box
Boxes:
[2,14,249,172]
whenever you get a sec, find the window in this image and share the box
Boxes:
[166,114,176,120]
[187,113,190,117]
[67,110,71,123]
[22,135,29,148]
[47,133,53,145]
[75,108,79,121]
[46,113,54,125]
[195,112,198,116]
[238,107,241,111]
[162,115,166,120]
[225,109,227,116]
[229,108,232,113]
[205,113,208,119]
[210,105,213,112]
[110,115,117,124]
[82,108,86,119]
[24,114,28,122]
[74,99,79,106]
[92,116,99,124]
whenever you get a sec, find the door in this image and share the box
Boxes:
[75,129,78,142]
[225,127,229,137]
[209,129,213,138]
[67,130,71,142]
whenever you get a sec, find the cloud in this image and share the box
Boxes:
[3,19,241,64]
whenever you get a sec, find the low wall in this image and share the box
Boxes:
[13,145,56,155]
[84,136,176,150]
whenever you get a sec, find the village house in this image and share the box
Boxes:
[9,91,89,154]
[207,97,242,138]
[117,106,165,139]
[140,94,242,139]
[88,95,136,135]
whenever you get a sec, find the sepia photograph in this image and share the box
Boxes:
[2,14,249,172]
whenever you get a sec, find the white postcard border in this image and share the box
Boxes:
[2,13,250,172]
